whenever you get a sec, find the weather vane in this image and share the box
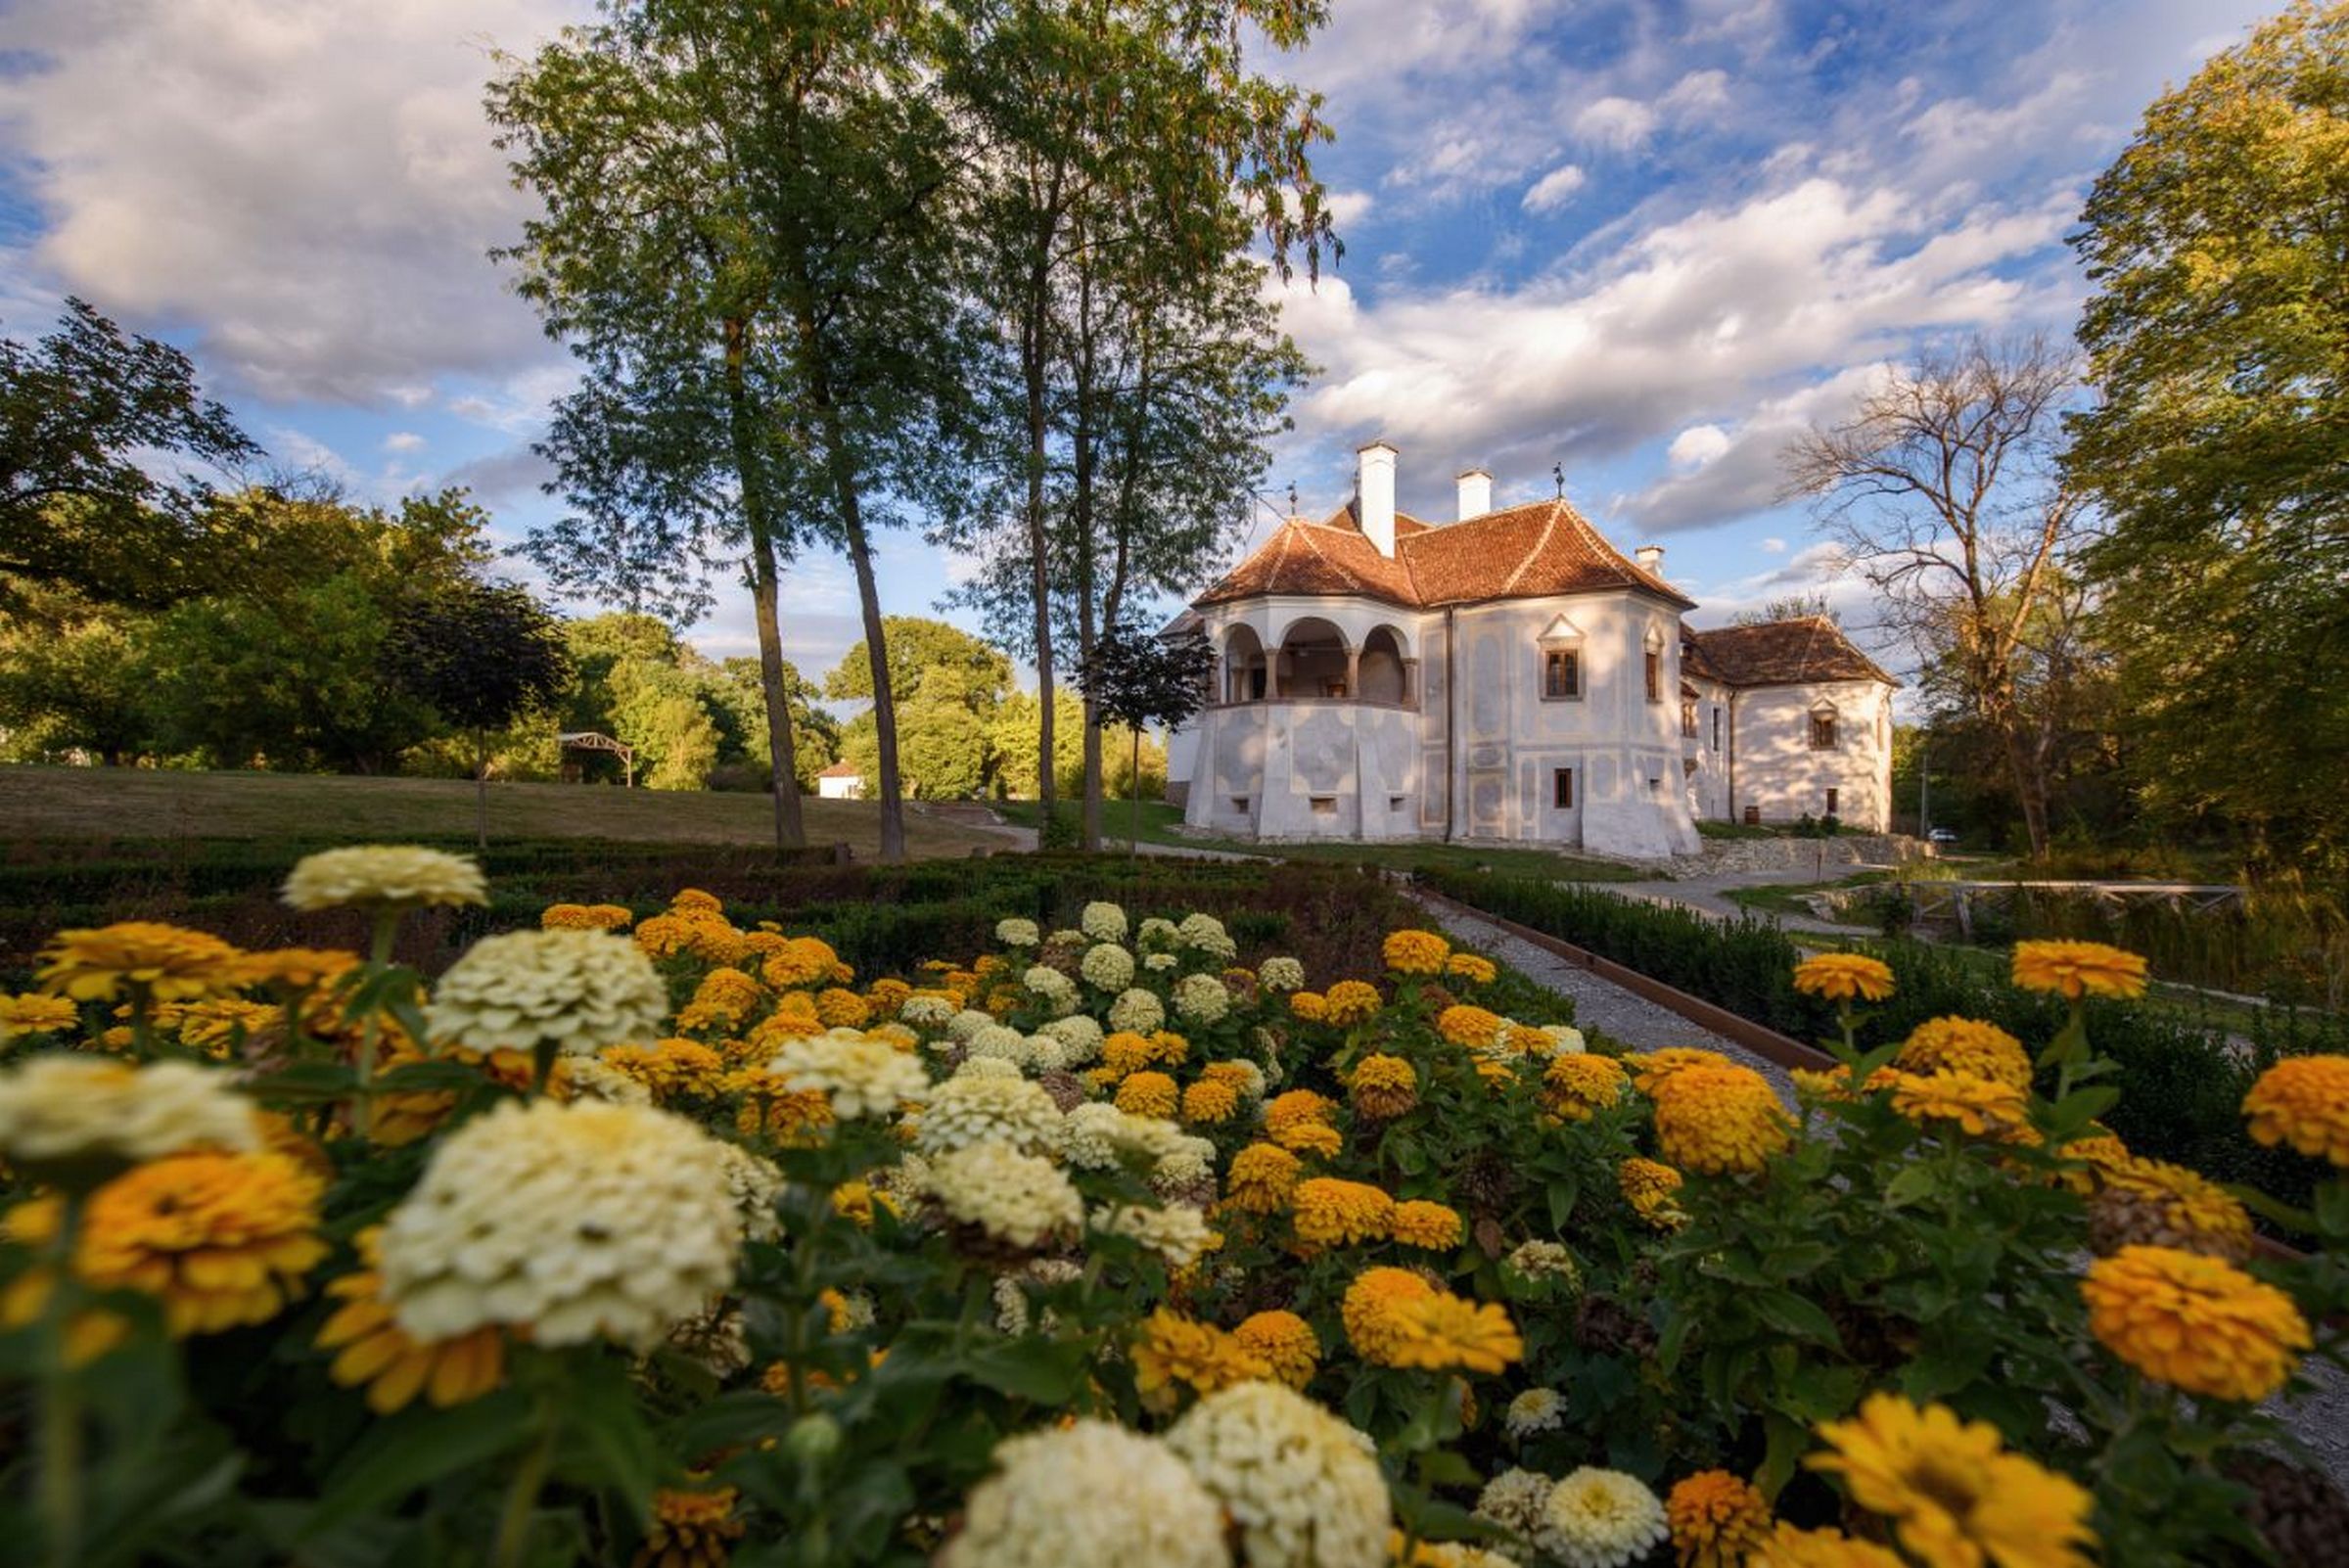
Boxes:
[1552,463,1565,498]
[1286,481,1298,517]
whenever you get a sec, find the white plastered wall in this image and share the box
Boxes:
[1727,678,1894,830]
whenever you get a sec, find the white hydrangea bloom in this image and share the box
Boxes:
[965,1024,1032,1067]
[1173,973,1230,1024]
[1149,1131,1220,1194]
[994,918,1041,948]
[1135,916,1180,953]
[914,1074,1063,1156]
[1144,952,1179,973]
[1036,1014,1103,1065]
[717,1142,785,1243]
[926,1141,1082,1247]
[954,1056,1023,1081]
[281,845,487,912]
[1108,988,1165,1035]
[378,1098,739,1347]
[1175,913,1237,963]
[1024,1035,1070,1073]
[1091,1202,1220,1269]
[0,1055,258,1167]
[1165,1381,1392,1568]
[1079,901,1129,943]
[1538,1469,1667,1568]
[1504,1241,1582,1284]
[769,1029,929,1119]
[1047,929,1086,948]
[1258,956,1307,992]
[947,1009,998,1042]
[1539,1025,1586,1056]
[1504,1388,1567,1439]
[425,929,668,1057]
[1474,1468,1555,1538]
[991,1273,1033,1335]
[1023,965,1078,1013]
[1080,943,1136,992]
[941,1420,1224,1568]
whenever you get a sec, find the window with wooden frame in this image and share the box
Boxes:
[1680,696,1698,737]
[1809,702,1838,750]
[1536,616,1585,702]
[1643,625,1664,702]
[1552,768,1574,809]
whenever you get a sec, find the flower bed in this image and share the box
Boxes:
[2,848,2347,1567]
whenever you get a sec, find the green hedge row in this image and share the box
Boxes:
[1419,868,2344,1213]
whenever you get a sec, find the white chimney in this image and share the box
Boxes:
[1357,440,1398,557]
[1456,467,1492,522]
[1635,544,1666,577]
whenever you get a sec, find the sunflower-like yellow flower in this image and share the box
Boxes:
[633,1482,746,1568]
[1383,930,1452,976]
[1324,981,1383,1026]
[1748,1523,1905,1567]
[868,977,913,1014]
[1225,1143,1304,1214]
[830,1179,898,1227]
[1437,1004,1506,1050]
[2087,1153,2255,1262]
[1791,952,1894,1003]
[2011,939,2147,1000]
[7,1150,326,1338]
[816,988,870,1028]
[669,889,723,914]
[1619,1156,1687,1228]
[1341,1267,1435,1363]
[1388,1199,1463,1251]
[0,992,80,1042]
[1666,1470,1773,1568]
[540,902,635,932]
[1387,1291,1523,1376]
[1895,1016,2032,1088]
[1116,1070,1179,1119]
[1543,1052,1629,1121]
[1132,1308,1270,1410]
[1266,1088,1337,1132]
[37,921,247,1004]
[2081,1244,2310,1404]
[603,1038,729,1102]
[761,936,847,990]
[1651,1063,1791,1176]
[1233,1309,1320,1390]
[1888,1070,2036,1142]
[1622,1046,1733,1095]
[1291,1177,1396,1248]
[315,1226,504,1413]
[1444,952,1497,986]
[1809,1394,2096,1568]
[1350,1054,1420,1119]
[676,968,765,1034]
[1289,991,1330,1023]
[2241,1054,2349,1166]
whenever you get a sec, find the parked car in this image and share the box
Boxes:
[1927,826,1961,848]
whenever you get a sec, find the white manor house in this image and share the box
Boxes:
[1163,441,1896,859]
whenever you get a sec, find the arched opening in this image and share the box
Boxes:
[1221,625,1267,704]
[1359,625,1408,706]
[1275,617,1351,699]
[1809,701,1839,751]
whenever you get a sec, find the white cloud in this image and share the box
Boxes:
[1758,536,1787,554]
[1666,424,1730,470]
[1660,69,1730,117]
[1324,189,1375,229]
[0,0,580,406]
[1520,163,1588,213]
[1573,96,1657,151]
[383,431,427,454]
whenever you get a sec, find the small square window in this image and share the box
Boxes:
[1810,713,1838,750]
[1645,649,1663,702]
[1543,649,1582,700]
[1310,796,1337,816]
[1389,795,1407,812]
[1551,768,1574,809]
[1230,796,1249,813]
[1825,787,1840,816]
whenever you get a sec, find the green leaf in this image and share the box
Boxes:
[300,1389,535,1540]
[245,1061,361,1105]
[1881,1164,1947,1209]
[1750,1290,1841,1347]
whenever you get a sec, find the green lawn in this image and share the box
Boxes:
[995,798,1646,883]
[1722,869,1896,919]
[0,763,1008,860]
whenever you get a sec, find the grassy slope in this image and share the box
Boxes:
[993,798,1645,883]
[0,764,1006,860]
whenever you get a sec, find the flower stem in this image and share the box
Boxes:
[38,1193,86,1568]
[351,908,402,1137]
[491,1419,557,1568]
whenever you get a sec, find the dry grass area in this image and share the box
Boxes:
[0,764,1011,860]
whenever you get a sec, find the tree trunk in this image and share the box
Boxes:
[841,511,905,862]
[722,313,806,853]
[1022,289,1057,836]
[1072,254,1103,852]
[1983,676,2050,858]
[474,733,490,851]
[1129,724,1141,859]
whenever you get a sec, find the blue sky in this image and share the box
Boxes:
[0,0,2276,692]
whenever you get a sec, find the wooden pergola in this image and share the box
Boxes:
[559,730,635,788]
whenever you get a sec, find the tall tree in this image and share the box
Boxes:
[491,14,815,853]
[1077,621,1212,852]
[2066,0,2349,869]
[1783,337,2086,857]
[388,582,574,846]
[947,0,1333,845]
[0,299,260,609]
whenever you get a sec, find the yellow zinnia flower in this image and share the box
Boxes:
[1388,1291,1523,1376]
[1543,1053,1629,1121]
[1289,991,1330,1023]
[1349,1054,1419,1119]
[1341,1267,1435,1363]
[1382,930,1452,976]
[1132,1308,1269,1410]
[1324,981,1384,1026]
[1895,1016,2032,1088]
[315,1226,504,1413]
[1290,1177,1395,1248]
[37,921,247,1004]
[1667,1470,1773,1568]
[633,1483,745,1568]
[1444,952,1497,985]
[1224,1143,1304,1214]
[1115,1070,1179,1119]
[2010,939,2147,1000]
[1618,1157,1687,1228]
[1622,1046,1733,1095]
[1887,1070,2036,1142]
[1650,1064,1790,1175]
[1437,1004,1506,1050]
[1791,952,1894,1003]
[1748,1522,1905,1567]
[1388,1199,1463,1251]
[2081,1244,2310,1404]
[1182,1078,1241,1126]
[2241,1054,2349,1166]
[1809,1394,2096,1568]
[0,992,80,1042]
[1232,1309,1320,1390]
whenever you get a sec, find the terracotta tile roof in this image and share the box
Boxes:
[1679,628,1727,684]
[1684,618,1898,688]
[1195,498,1695,611]
[818,761,861,778]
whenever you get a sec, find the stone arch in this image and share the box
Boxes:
[1274,616,1351,699]
[1221,623,1268,704]
[1359,623,1409,706]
